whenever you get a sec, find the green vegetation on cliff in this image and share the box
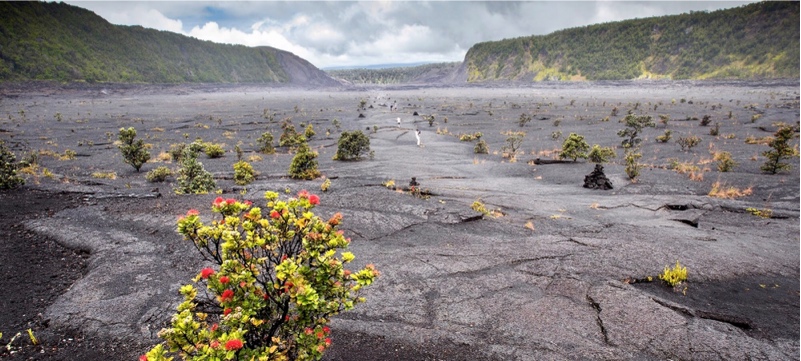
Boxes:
[465,2,799,82]
[0,2,291,83]
[327,62,460,84]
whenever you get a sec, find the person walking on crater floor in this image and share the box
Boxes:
[415,129,422,147]
[397,117,401,127]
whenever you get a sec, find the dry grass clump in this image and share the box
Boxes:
[91,171,117,180]
[744,135,773,145]
[708,181,752,199]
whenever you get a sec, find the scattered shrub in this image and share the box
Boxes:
[677,135,701,151]
[501,131,526,158]
[118,127,151,172]
[656,130,672,143]
[91,171,117,180]
[144,192,379,361]
[659,261,688,287]
[518,113,532,127]
[257,132,275,154]
[709,122,720,136]
[551,131,562,141]
[321,178,331,192]
[713,151,737,172]
[474,139,489,154]
[168,143,187,162]
[289,142,321,180]
[233,160,257,185]
[587,145,616,164]
[459,132,482,142]
[558,133,590,162]
[471,199,490,216]
[175,148,216,194]
[0,140,24,189]
[624,147,642,180]
[617,114,655,147]
[146,166,172,182]
[280,122,306,148]
[699,115,712,126]
[305,124,316,139]
[761,123,799,174]
[333,131,371,161]
[204,143,225,158]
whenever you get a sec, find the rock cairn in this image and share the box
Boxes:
[584,164,613,190]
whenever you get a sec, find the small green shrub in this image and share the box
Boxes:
[501,131,526,158]
[474,139,489,154]
[257,132,275,154]
[471,199,490,216]
[659,260,688,287]
[709,122,720,136]
[624,147,642,180]
[175,148,216,194]
[233,160,256,185]
[321,178,331,192]
[656,130,672,143]
[558,133,590,162]
[289,142,321,180]
[118,127,151,172]
[714,151,737,172]
[677,135,701,151]
[746,207,773,219]
[519,113,532,127]
[204,143,225,158]
[761,123,799,174]
[333,131,371,161]
[168,143,187,162]
[587,145,616,164]
[280,122,306,148]
[146,166,172,182]
[0,140,24,189]
[617,114,655,147]
[305,124,316,139]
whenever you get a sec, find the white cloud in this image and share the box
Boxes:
[64,1,758,69]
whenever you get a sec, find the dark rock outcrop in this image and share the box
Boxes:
[584,164,613,190]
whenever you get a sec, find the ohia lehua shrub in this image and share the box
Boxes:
[143,190,379,361]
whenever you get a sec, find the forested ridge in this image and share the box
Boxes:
[0,1,312,83]
[463,1,799,82]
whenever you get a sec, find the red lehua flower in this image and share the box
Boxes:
[343,270,351,277]
[309,194,320,205]
[225,339,243,351]
[325,337,332,346]
[270,210,281,219]
[213,197,224,207]
[317,344,325,352]
[210,340,220,349]
[263,293,269,300]
[284,315,289,321]
[186,209,199,216]
[239,281,246,288]
[223,308,232,316]
[219,276,230,284]
[139,355,148,361]
[323,326,331,333]
[281,254,288,262]
[225,198,236,205]
[244,200,252,207]
[316,331,324,339]
[221,289,234,302]
[304,327,313,335]
[211,323,218,332]
[199,268,215,279]
[298,189,309,199]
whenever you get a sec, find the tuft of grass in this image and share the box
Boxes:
[746,207,773,219]
[91,171,117,180]
[708,181,752,199]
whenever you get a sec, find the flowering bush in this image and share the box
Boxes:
[144,191,378,361]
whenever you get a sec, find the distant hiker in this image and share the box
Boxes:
[397,117,401,127]
[415,129,422,146]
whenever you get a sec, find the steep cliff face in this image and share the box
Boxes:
[0,1,338,86]
[459,1,799,82]
[274,50,341,87]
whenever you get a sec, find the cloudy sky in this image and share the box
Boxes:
[65,1,755,69]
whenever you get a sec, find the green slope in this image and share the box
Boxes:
[326,63,461,84]
[0,1,294,83]
[464,1,799,82]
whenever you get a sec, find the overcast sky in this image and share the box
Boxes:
[65,1,756,69]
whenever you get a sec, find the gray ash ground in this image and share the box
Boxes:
[0,81,798,360]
